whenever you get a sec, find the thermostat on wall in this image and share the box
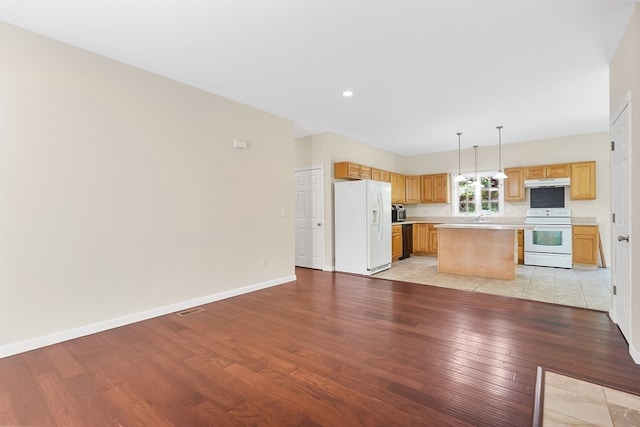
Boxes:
[233,138,249,149]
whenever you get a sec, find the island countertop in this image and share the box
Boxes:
[437,225,519,280]
[434,223,535,230]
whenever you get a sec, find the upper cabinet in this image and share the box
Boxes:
[334,161,364,179]
[359,165,372,179]
[405,176,421,204]
[390,173,406,203]
[372,168,390,182]
[504,167,525,202]
[570,161,596,200]
[524,163,570,179]
[420,173,450,204]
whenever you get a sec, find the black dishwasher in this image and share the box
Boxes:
[400,223,413,260]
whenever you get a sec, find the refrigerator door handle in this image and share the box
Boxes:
[377,192,383,241]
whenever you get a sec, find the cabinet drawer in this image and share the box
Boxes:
[392,225,402,234]
[573,225,597,235]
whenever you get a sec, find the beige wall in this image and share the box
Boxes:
[295,132,402,269]
[610,3,639,361]
[298,131,611,268]
[0,23,295,356]
[404,132,611,260]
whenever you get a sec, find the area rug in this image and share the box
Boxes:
[533,367,640,426]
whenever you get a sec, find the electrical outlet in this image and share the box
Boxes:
[261,257,268,267]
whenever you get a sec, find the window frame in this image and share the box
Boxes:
[452,171,506,217]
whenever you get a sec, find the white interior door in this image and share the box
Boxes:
[610,97,632,341]
[294,168,324,269]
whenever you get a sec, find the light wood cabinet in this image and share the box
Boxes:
[420,175,433,203]
[420,173,450,203]
[412,223,439,254]
[433,174,450,203]
[390,173,406,203]
[524,163,570,179]
[405,176,421,204]
[428,224,439,254]
[504,167,525,202]
[359,165,372,179]
[392,225,403,261]
[573,225,599,265]
[412,224,429,254]
[334,161,363,179]
[517,229,524,264]
[570,161,596,200]
[372,168,390,182]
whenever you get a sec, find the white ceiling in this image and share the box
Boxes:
[0,0,636,155]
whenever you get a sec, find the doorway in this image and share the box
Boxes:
[294,167,325,269]
[610,93,632,343]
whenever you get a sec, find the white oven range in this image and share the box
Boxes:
[524,208,572,269]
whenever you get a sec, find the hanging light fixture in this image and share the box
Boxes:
[454,132,466,182]
[492,125,508,180]
[473,145,479,187]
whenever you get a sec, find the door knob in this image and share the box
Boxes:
[618,235,629,242]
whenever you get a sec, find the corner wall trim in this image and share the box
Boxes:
[0,275,296,359]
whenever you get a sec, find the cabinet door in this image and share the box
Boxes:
[570,161,596,200]
[420,175,434,203]
[545,163,570,178]
[392,226,403,260]
[432,174,450,203]
[572,225,598,265]
[390,173,406,203]
[412,224,429,253]
[405,176,421,204]
[524,166,545,179]
[334,161,362,179]
[379,169,391,183]
[359,165,372,179]
[504,167,525,202]
[428,225,439,254]
[517,229,524,264]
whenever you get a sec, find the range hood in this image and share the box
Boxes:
[524,177,571,188]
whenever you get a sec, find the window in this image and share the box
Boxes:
[453,172,505,217]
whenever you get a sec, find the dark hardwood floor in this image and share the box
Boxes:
[1,267,639,426]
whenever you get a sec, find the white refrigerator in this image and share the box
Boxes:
[334,179,392,275]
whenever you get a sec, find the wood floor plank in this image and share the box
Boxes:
[2,267,639,426]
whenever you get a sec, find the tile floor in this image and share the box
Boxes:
[373,256,612,311]
[543,370,640,426]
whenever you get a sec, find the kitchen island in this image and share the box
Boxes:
[435,223,525,280]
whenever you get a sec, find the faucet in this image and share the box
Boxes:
[472,214,487,223]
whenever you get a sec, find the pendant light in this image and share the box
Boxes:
[492,125,508,180]
[473,145,479,187]
[454,132,466,182]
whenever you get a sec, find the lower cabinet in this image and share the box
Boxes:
[392,225,403,261]
[412,223,439,255]
[517,229,524,264]
[573,225,599,265]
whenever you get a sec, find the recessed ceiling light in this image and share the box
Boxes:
[342,90,353,97]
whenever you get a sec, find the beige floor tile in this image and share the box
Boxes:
[373,256,611,311]
[542,408,600,426]
[543,384,613,427]
[603,387,640,412]
[526,285,555,303]
[555,294,587,308]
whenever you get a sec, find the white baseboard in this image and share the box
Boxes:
[323,265,335,272]
[629,341,640,364]
[0,274,296,359]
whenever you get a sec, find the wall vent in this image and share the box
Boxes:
[176,307,204,317]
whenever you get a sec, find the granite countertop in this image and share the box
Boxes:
[394,216,599,226]
[434,223,530,230]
